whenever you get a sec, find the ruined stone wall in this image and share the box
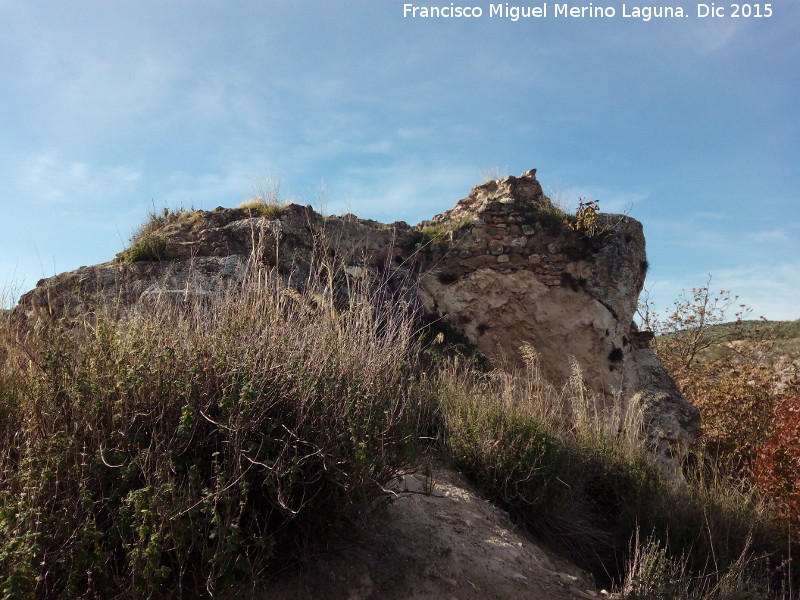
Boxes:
[10,169,699,476]
[401,171,647,405]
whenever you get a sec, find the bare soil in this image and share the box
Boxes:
[260,465,601,600]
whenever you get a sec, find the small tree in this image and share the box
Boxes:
[638,277,783,473]
[637,275,750,375]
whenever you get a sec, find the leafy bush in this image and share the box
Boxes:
[753,396,800,537]
[565,198,602,237]
[0,261,424,598]
[682,359,777,471]
[120,206,179,263]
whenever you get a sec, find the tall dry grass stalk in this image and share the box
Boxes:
[617,529,776,600]
[434,344,657,569]
[434,343,791,594]
[0,245,427,599]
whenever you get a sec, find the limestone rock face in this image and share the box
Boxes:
[10,169,698,472]
[625,333,701,476]
[414,170,647,398]
[407,170,699,472]
[11,205,410,332]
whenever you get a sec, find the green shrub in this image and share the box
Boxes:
[409,226,449,247]
[121,231,172,262]
[0,261,424,598]
[120,206,180,262]
[409,216,475,248]
[522,205,568,230]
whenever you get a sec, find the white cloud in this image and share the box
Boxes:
[395,127,434,141]
[361,140,393,155]
[183,70,270,131]
[329,160,478,224]
[751,228,791,243]
[18,151,141,205]
[713,261,800,321]
[644,260,800,322]
[678,11,744,55]
[154,168,257,212]
[60,51,175,117]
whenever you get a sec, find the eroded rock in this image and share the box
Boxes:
[10,169,698,472]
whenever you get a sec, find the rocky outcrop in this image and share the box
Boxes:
[413,172,646,396]
[625,330,702,476]
[10,169,698,473]
[10,204,411,331]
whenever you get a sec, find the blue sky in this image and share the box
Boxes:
[1,0,798,320]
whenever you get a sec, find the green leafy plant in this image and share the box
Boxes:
[565,198,612,239]
[0,257,425,598]
[120,206,179,262]
[121,231,171,262]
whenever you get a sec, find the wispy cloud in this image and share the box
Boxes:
[751,227,793,243]
[17,150,141,205]
[714,261,800,321]
[684,19,743,54]
[545,183,649,214]
[644,260,800,322]
[330,160,478,224]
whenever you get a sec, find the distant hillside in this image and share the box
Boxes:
[704,319,800,342]
[658,319,800,362]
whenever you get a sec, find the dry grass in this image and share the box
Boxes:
[433,346,792,595]
[0,251,427,598]
[238,176,286,219]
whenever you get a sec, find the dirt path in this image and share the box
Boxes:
[262,466,602,599]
